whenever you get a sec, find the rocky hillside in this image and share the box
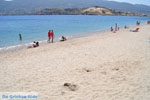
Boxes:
[34,6,148,16]
[81,7,113,15]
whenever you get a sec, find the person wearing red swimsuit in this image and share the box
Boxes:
[51,30,54,43]
[48,30,51,43]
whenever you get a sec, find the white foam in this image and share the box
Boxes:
[0,38,63,53]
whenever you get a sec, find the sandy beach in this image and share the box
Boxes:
[0,24,150,100]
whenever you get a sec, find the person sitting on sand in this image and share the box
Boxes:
[111,27,116,33]
[33,41,39,47]
[147,21,150,24]
[130,28,139,32]
[60,36,67,41]
[36,41,39,46]
[124,25,129,29]
[111,27,113,32]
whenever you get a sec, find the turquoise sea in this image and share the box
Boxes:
[0,15,150,51]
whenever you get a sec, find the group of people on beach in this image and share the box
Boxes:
[47,30,67,43]
[33,41,39,47]
[21,20,148,48]
[25,29,67,48]
[31,30,67,48]
[110,21,143,33]
[48,30,54,43]
[110,23,119,33]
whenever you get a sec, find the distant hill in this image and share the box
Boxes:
[0,0,150,15]
[34,6,148,16]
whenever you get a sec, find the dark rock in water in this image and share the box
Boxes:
[63,83,78,91]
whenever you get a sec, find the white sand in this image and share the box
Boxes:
[0,24,150,100]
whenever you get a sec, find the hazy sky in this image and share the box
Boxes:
[108,0,150,6]
[3,0,150,6]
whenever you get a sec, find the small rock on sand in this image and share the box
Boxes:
[63,83,78,91]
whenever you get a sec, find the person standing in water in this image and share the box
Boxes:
[48,30,51,43]
[115,23,118,31]
[19,34,22,41]
[51,30,54,43]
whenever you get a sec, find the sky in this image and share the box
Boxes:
[108,0,150,6]
[3,0,150,6]
[5,0,12,1]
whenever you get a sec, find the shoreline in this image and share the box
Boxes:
[0,27,111,53]
[0,23,140,53]
[0,15,149,52]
